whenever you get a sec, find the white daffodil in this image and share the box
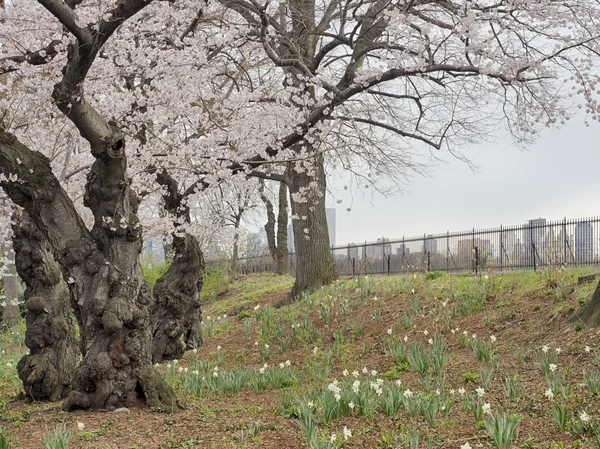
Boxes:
[343,426,352,440]
[482,403,491,415]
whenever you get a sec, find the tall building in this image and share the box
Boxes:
[365,238,390,259]
[522,218,547,264]
[575,222,594,263]
[143,237,165,263]
[287,207,336,252]
[348,244,359,260]
[326,208,336,247]
[396,243,410,256]
[287,224,294,253]
[501,230,517,259]
[424,234,438,254]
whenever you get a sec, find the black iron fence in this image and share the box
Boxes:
[217,216,600,276]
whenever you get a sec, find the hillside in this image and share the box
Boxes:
[1,268,600,449]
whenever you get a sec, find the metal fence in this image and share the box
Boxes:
[225,216,600,276]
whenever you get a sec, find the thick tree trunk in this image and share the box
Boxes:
[151,233,204,362]
[13,211,79,401]
[150,170,204,362]
[275,182,289,275]
[285,153,337,302]
[570,279,600,328]
[0,130,178,411]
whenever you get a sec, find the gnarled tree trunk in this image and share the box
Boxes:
[0,130,178,411]
[151,233,204,362]
[285,152,337,301]
[13,210,79,402]
[570,279,600,328]
[150,170,205,362]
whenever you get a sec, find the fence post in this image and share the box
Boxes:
[402,236,405,271]
[499,225,503,272]
[352,257,356,276]
[472,228,475,273]
[563,217,567,265]
[530,224,535,270]
[382,236,386,274]
[446,231,449,272]
[474,246,479,275]
[387,254,391,275]
[427,252,431,272]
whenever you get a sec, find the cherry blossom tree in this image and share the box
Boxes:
[209,0,600,298]
[0,0,180,410]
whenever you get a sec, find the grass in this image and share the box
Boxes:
[0,267,599,448]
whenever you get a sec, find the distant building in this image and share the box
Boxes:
[501,231,518,259]
[326,208,336,247]
[396,243,410,256]
[348,244,359,260]
[287,208,336,253]
[522,218,548,264]
[287,224,294,253]
[143,237,165,263]
[424,235,438,254]
[575,222,594,263]
[246,229,269,257]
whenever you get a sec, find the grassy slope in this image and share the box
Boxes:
[1,268,600,449]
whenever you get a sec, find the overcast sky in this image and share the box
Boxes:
[327,116,600,247]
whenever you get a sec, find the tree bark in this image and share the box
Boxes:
[570,279,600,328]
[275,181,289,275]
[284,152,337,302]
[258,179,277,261]
[258,180,289,275]
[150,170,205,362]
[151,233,204,362]
[231,214,241,272]
[0,130,178,411]
[13,210,79,401]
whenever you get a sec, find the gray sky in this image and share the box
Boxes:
[328,116,600,247]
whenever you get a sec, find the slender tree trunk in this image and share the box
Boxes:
[13,210,79,401]
[258,180,289,275]
[285,152,337,302]
[259,179,277,261]
[231,216,241,272]
[570,279,600,328]
[0,130,178,411]
[151,233,204,362]
[275,182,289,275]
